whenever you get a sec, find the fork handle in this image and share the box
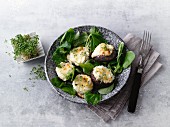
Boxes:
[128,67,142,113]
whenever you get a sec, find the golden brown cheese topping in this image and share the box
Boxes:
[72,74,93,94]
[55,62,74,81]
[92,65,114,84]
[67,47,89,66]
[91,43,114,58]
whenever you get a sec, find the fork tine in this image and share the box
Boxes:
[143,31,147,52]
[146,31,149,51]
[141,31,146,51]
[146,31,151,52]
[140,31,145,52]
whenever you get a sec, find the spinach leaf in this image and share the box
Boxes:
[89,27,100,34]
[112,42,135,74]
[51,77,62,87]
[60,28,75,44]
[84,91,102,105]
[52,51,66,67]
[86,27,107,52]
[61,85,76,95]
[113,42,126,74]
[117,42,125,63]
[57,41,71,54]
[73,32,88,47]
[98,84,114,95]
[74,31,80,40]
[79,60,94,75]
[52,41,71,66]
[51,77,76,96]
[123,51,135,69]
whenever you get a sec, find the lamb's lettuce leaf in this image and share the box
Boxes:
[84,91,102,105]
[98,84,114,95]
[86,27,107,52]
[123,51,135,69]
[79,61,94,75]
[51,77,76,96]
[52,41,71,66]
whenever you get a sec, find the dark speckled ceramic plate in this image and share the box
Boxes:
[45,25,131,104]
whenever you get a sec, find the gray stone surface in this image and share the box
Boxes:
[0,0,169,126]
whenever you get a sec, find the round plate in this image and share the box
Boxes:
[45,25,131,104]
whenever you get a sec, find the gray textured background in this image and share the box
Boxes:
[0,0,169,127]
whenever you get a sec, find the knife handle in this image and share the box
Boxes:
[128,67,142,113]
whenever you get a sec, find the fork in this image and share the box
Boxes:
[128,31,152,113]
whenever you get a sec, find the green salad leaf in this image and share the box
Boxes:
[51,77,76,96]
[79,60,94,75]
[52,41,72,66]
[98,84,114,95]
[73,32,88,47]
[84,91,102,105]
[113,42,125,74]
[108,42,135,75]
[86,27,107,52]
[60,28,75,44]
[123,51,135,69]
[57,41,71,54]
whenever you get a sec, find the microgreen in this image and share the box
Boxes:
[11,34,39,60]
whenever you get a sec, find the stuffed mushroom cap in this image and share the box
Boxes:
[55,62,75,81]
[72,74,93,95]
[91,65,114,89]
[67,46,89,66]
[91,43,116,62]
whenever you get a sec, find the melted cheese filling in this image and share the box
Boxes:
[92,65,114,84]
[67,47,89,66]
[91,43,114,58]
[55,62,74,81]
[72,74,93,94]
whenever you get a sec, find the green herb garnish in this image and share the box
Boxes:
[4,39,8,43]
[23,87,28,92]
[11,34,39,60]
[30,65,46,80]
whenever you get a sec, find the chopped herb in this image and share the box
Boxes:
[23,87,28,91]
[5,52,11,56]
[4,39,8,43]
[30,65,46,80]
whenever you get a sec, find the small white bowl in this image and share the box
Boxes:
[14,32,45,63]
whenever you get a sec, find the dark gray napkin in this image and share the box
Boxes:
[87,33,162,122]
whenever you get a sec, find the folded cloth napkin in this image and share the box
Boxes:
[87,33,162,122]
